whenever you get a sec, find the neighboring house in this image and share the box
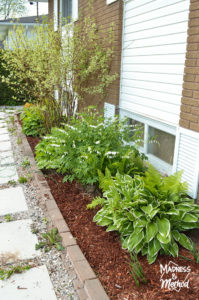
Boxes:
[0,15,46,49]
[43,0,199,200]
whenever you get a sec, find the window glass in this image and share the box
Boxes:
[128,118,144,147]
[148,127,175,165]
[63,0,72,22]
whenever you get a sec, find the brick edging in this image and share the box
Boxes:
[15,115,110,300]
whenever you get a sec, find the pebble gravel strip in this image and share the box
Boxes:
[0,108,79,300]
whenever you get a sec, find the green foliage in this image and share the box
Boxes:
[21,157,30,168]
[18,176,28,184]
[0,265,31,280]
[20,105,45,137]
[7,179,17,186]
[130,252,147,287]
[0,0,27,20]
[192,244,199,264]
[2,10,117,122]
[17,137,22,145]
[35,228,64,252]
[35,107,146,185]
[91,165,199,264]
[4,214,13,222]
[0,49,27,105]
[8,126,16,134]
[9,116,15,125]
[179,243,199,264]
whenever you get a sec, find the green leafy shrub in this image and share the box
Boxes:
[0,49,27,106]
[35,107,146,185]
[89,165,199,264]
[20,105,45,137]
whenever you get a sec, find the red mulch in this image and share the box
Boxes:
[27,135,199,300]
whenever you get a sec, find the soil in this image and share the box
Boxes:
[27,135,199,300]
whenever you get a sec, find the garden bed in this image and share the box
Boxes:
[26,135,199,300]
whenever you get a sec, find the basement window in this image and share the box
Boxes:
[148,127,175,165]
[128,118,144,147]
[120,111,177,175]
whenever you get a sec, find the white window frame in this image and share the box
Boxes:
[107,0,117,5]
[120,108,177,175]
[53,0,58,31]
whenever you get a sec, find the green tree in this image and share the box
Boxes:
[0,0,27,20]
[2,13,117,130]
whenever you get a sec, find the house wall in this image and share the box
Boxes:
[119,0,190,127]
[78,0,123,111]
[180,1,199,132]
[119,0,199,199]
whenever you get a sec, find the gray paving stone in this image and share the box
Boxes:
[0,141,12,152]
[0,187,28,216]
[0,122,6,128]
[0,151,15,166]
[0,134,10,142]
[0,165,18,184]
[0,128,8,135]
[0,265,57,300]
[0,219,40,263]
[0,112,5,118]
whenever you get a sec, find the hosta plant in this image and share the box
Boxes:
[88,165,199,264]
[35,107,147,185]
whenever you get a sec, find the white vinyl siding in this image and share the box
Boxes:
[120,0,190,126]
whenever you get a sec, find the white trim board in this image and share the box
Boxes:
[107,0,117,4]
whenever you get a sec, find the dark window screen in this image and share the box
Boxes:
[63,0,72,22]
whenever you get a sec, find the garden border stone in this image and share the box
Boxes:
[14,114,110,300]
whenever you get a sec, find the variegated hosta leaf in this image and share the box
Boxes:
[146,222,158,243]
[141,204,153,215]
[157,218,170,238]
[127,230,144,251]
[182,213,198,223]
[134,241,144,254]
[148,238,161,258]
[157,232,171,244]
[134,219,147,228]
[168,240,178,257]
[173,231,193,251]
[147,252,158,264]
[166,209,179,215]
[149,209,159,219]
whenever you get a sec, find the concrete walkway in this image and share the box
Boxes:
[0,109,57,300]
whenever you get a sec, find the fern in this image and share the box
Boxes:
[87,197,105,209]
